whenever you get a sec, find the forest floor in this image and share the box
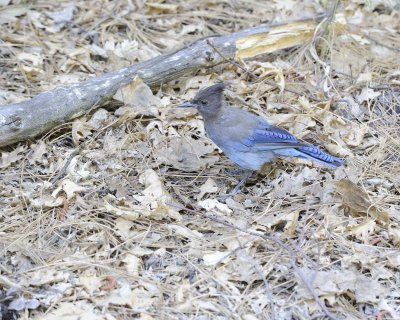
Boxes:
[0,0,399,319]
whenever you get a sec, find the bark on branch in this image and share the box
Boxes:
[0,15,325,147]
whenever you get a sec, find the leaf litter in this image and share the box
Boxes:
[0,1,399,319]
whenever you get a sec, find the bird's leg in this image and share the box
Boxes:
[230,170,253,195]
[216,170,253,201]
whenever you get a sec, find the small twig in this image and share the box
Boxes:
[327,0,340,25]
[49,148,80,184]
[368,84,400,92]
[364,35,400,52]
[253,263,276,320]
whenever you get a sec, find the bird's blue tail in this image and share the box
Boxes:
[295,144,344,168]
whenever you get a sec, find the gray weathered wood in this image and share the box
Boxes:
[0,16,324,147]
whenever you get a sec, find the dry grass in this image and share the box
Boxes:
[0,1,399,319]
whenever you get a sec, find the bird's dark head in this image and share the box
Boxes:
[179,83,226,118]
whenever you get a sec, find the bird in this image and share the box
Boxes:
[179,83,344,194]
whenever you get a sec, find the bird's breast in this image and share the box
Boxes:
[205,121,248,151]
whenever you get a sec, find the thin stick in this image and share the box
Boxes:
[49,149,80,184]
[253,263,276,320]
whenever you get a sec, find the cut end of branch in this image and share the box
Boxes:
[235,18,340,59]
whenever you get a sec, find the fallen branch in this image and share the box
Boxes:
[0,15,325,147]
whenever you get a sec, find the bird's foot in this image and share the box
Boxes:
[216,194,232,202]
[216,170,253,202]
[222,168,243,176]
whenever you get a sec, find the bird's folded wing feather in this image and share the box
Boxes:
[244,124,308,150]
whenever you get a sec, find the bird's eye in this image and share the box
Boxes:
[201,100,208,105]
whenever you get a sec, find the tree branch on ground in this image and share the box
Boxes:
[0,15,326,147]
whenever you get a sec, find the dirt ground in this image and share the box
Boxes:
[0,0,399,319]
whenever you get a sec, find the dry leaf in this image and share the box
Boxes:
[29,140,47,164]
[8,297,39,311]
[197,178,219,200]
[0,6,27,24]
[257,210,299,235]
[122,253,142,275]
[27,270,70,286]
[248,62,285,92]
[203,251,230,266]
[198,199,232,215]
[97,281,156,311]
[114,76,160,117]
[87,108,109,129]
[357,87,381,103]
[347,218,377,244]
[45,4,75,33]
[335,179,389,225]
[388,226,400,245]
[133,169,181,221]
[356,72,372,84]
[155,136,219,171]
[167,224,204,239]
[72,118,94,145]
[387,252,400,268]
[39,301,116,320]
[30,194,64,208]
[104,197,140,221]
[80,275,103,296]
[271,167,320,198]
[297,268,385,304]
[52,179,88,200]
[0,146,26,168]
[114,218,136,239]
[341,123,367,147]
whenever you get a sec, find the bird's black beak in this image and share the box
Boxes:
[178,101,196,108]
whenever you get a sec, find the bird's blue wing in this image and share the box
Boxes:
[243,122,344,167]
[244,122,307,150]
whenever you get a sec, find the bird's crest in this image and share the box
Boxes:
[197,83,226,97]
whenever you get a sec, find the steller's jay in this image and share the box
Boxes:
[179,83,344,194]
